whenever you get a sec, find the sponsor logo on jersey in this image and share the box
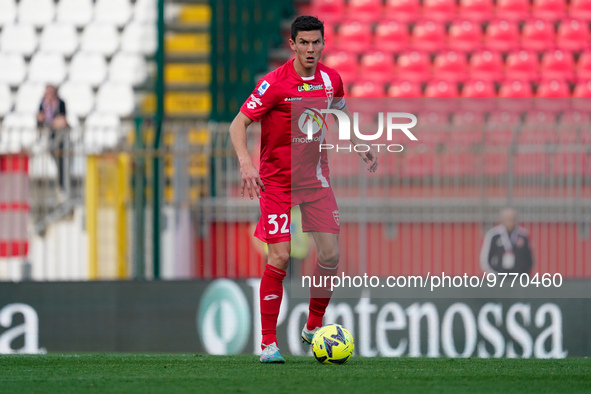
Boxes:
[257,80,270,96]
[246,94,262,109]
[284,97,303,102]
[298,83,324,92]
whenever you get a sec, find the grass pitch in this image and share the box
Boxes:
[1,354,590,393]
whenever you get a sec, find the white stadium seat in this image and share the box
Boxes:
[84,112,122,151]
[18,0,55,27]
[15,82,45,114]
[96,82,135,117]
[29,53,67,85]
[121,22,157,55]
[0,84,12,116]
[94,0,132,27]
[0,24,38,56]
[56,0,93,27]
[109,53,148,86]
[134,0,157,23]
[0,53,27,87]
[0,113,37,154]
[0,0,17,27]
[69,52,108,87]
[59,82,94,117]
[40,23,78,56]
[80,23,119,56]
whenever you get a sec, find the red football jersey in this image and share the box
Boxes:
[240,60,346,192]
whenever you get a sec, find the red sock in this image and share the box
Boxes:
[307,260,338,331]
[260,264,286,348]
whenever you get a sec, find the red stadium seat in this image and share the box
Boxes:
[349,80,386,97]
[483,152,509,176]
[322,22,337,52]
[459,0,493,22]
[424,80,459,97]
[557,19,590,52]
[469,50,503,81]
[396,51,431,82]
[576,51,591,81]
[335,20,372,53]
[448,20,482,52]
[519,110,557,144]
[387,80,422,97]
[573,80,591,96]
[540,50,575,81]
[532,0,566,21]
[485,19,520,51]
[462,79,496,97]
[505,50,539,82]
[359,51,395,83]
[439,152,478,176]
[311,0,345,23]
[485,111,519,144]
[552,152,586,175]
[432,51,468,83]
[450,110,486,145]
[347,0,382,22]
[373,20,409,54]
[557,110,587,143]
[537,79,570,97]
[384,0,420,23]
[496,0,530,21]
[499,79,534,97]
[411,20,446,52]
[414,111,450,146]
[323,51,358,83]
[521,19,555,51]
[422,0,457,22]
[513,152,549,176]
[569,0,591,21]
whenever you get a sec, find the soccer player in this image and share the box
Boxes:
[229,15,378,363]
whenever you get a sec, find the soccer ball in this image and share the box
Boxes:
[311,324,354,364]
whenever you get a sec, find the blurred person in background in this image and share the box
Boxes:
[480,207,534,275]
[37,84,68,200]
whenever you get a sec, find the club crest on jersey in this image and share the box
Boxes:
[333,210,340,226]
[257,80,270,96]
[298,83,323,92]
[325,86,334,100]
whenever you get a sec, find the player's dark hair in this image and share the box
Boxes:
[291,15,324,41]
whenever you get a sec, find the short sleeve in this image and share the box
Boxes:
[240,77,280,122]
[332,74,346,110]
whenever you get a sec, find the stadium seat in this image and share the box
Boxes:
[424,80,459,97]
[84,112,122,152]
[469,50,503,81]
[384,0,420,23]
[505,50,539,82]
[540,50,575,81]
[359,51,395,84]
[448,20,482,52]
[422,0,457,22]
[322,22,336,53]
[413,111,449,146]
[519,110,557,143]
[396,51,431,82]
[310,0,345,24]
[121,22,157,55]
[557,110,586,143]
[349,81,385,97]
[15,82,45,114]
[0,24,38,56]
[459,0,493,22]
[557,19,590,52]
[552,152,586,175]
[0,113,37,154]
[347,0,382,22]
[0,0,17,27]
[496,0,530,21]
[28,53,67,85]
[569,0,591,21]
[17,0,55,27]
[513,152,548,176]
[573,80,591,96]
[94,0,132,27]
[81,23,120,56]
[532,0,566,21]
[39,23,78,56]
[0,53,26,87]
[499,79,534,97]
[323,51,358,83]
[432,51,468,82]
[95,82,135,116]
[387,80,422,97]
[134,0,157,23]
[462,79,496,97]
[450,110,485,145]
[0,84,11,116]
[69,52,108,87]
[484,19,520,51]
[485,111,519,144]
[537,79,570,97]
[58,82,94,117]
[56,0,93,27]
[336,20,372,53]
[576,51,591,80]
[372,20,409,53]
[109,53,149,87]
[521,19,555,51]
[411,20,446,51]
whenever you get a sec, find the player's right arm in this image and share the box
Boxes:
[229,111,265,199]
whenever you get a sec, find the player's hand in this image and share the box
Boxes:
[358,148,378,173]
[240,162,265,199]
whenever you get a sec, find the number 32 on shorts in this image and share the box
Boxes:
[268,214,289,235]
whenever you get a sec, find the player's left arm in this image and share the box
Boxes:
[340,105,378,173]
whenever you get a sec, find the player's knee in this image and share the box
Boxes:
[268,249,291,271]
[318,249,340,267]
